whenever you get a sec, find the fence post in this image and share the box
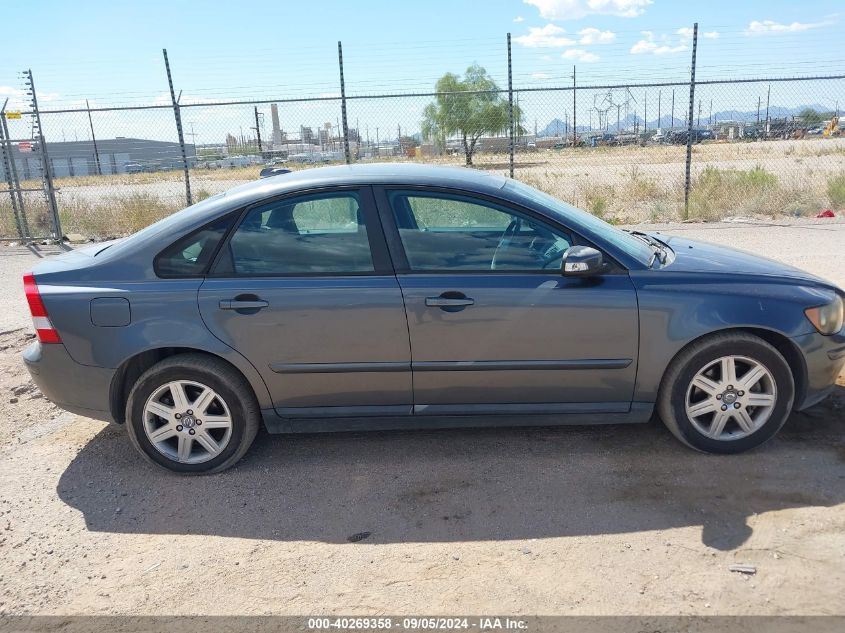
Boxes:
[25,69,62,240]
[86,100,102,176]
[162,49,192,206]
[338,41,351,164]
[572,66,577,147]
[507,33,514,178]
[0,103,30,239]
[0,100,26,240]
[683,23,698,220]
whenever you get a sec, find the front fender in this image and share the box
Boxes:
[630,272,834,402]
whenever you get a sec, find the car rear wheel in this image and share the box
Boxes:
[126,354,260,474]
[657,332,795,453]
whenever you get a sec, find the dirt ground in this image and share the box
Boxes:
[0,220,844,616]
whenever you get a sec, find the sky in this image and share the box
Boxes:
[1,0,843,145]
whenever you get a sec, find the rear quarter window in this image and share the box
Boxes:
[154,213,236,278]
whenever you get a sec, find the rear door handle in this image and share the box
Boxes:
[425,292,475,312]
[219,299,269,310]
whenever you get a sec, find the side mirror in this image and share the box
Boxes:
[562,245,603,277]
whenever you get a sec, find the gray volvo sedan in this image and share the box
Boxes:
[22,164,845,473]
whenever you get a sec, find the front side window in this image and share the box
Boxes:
[221,191,374,275]
[388,191,572,272]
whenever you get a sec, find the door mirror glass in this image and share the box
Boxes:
[562,245,603,277]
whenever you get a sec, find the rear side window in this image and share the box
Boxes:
[154,213,235,277]
[217,191,374,275]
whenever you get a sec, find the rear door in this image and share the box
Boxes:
[198,187,412,417]
[377,188,639,415]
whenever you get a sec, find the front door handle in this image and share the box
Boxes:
[219,297,269,311]
[425,292,474,312]
[219,299,269,310]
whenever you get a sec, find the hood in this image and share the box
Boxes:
[657,234,836,289]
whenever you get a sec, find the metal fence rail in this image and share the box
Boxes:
[2,25,844,241]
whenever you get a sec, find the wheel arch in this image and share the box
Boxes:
[656,326,806,410]
[109,346,271,424]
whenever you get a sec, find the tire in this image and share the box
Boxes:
[657,332,794,454]
[125,353,260,474]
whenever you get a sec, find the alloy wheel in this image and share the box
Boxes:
[684,355,777,441]
[142,380,233,464]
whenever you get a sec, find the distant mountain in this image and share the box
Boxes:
[538,118,590,136]
[538,104,833,135]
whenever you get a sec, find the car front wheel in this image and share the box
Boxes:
[125,354,260,474]
[658,332,795,453]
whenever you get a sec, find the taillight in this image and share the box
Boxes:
[23,273,61,344]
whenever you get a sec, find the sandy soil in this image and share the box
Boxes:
[0,221,843,616]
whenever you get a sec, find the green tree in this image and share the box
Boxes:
[422,64,517,165]
[799,108,833,126]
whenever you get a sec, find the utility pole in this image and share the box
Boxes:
[162,49,192,205]
[644,92,648,134]
[657,90,662,131]
[86,100,101,175]
[709,99,713,126]
[671,89,675,128]
[765,84,771,136]
[756,96,761,124]
[254,106,263,154]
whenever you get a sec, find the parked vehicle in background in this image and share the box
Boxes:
[259,166,292,179]
[669,129,713,144]
[21,164,845,473]
[590,133,617,147]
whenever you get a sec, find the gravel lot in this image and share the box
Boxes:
[0,219,843,616]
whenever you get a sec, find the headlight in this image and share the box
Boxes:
[805,295,844,335]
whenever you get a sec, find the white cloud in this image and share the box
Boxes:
[513,16,525,22]
[524,0,652,20]
[578,27,616,44]
[676,27,694,39]
[631,30,688,55]
[562,48,600,62]
[0,87,26,112]
[514,24,576,47]
[703,31,720,38]
[744,19,832,35]
[531,72,552,79]
[540,54,552,60]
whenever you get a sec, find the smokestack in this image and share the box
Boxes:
[270,103,282,145]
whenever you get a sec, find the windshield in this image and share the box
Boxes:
[504,179,656,265]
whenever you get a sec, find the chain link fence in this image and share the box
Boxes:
[2,38,844,241]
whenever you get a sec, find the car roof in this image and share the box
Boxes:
[220,162,508,205]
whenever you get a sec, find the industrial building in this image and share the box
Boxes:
[0,137,196,180]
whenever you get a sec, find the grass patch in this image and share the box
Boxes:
[827,173,845,208]
[688,166,782,220]
[584,186,612,218]
[59,193,180,239]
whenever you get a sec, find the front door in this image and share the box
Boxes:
[198,187,412,416]
[379,189,639,415]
